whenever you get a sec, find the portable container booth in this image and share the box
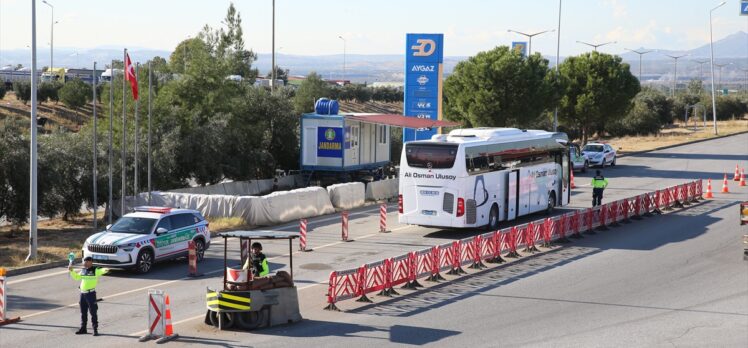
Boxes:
[300,100,391,172]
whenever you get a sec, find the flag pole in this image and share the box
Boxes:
[147,61,152,205]
[121,48,127,216]
[92,61,98,230]
[108,59,113,225]
[134,62,139,202]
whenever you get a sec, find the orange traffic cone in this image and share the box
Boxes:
[733,164,740,181]
[570,170,576,189]
[704,179,714,198]
[155,295,179,343]
[721,174,730,193]
[740,168,746,187]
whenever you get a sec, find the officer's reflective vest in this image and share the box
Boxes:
[592,176,609,189]
[70,267,108,292]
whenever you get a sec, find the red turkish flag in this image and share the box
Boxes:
[125,52,139,100]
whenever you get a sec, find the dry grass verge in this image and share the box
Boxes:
[604,119,748,154]
[0,214,250,268]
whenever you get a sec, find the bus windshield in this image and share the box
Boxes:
[405,143,458,169]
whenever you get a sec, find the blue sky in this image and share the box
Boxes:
[0,0,746,57]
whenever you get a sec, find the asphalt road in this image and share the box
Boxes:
[1,133,747,347]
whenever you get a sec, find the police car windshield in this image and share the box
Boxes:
[583,145,604,152]
[110,217,157,234]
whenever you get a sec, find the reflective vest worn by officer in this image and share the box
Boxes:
[591,173,609,207]
[70,258,108,336]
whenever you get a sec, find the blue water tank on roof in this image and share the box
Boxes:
[314,98,339,115]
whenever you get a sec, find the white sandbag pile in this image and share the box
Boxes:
[241,187,335,225]
[365,178,399,201]
[327,182,365,210]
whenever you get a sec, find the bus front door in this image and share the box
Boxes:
[506,170,519,221]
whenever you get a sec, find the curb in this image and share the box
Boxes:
[6,258,79,277]
[617,130,748,158]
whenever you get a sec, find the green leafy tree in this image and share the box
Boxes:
[0,85,6,100]
[0,120,30,226]
[59,78,91,120]
[13,81,31,105]
[444,46,558,128]
[557,52,640,143]
[265,66,290,85]
[293,72,331,114]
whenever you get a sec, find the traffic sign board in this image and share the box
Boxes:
[741,1,748,15]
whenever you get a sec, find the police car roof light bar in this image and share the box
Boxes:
[134,206,172,214]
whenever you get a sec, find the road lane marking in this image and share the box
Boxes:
[126,282,324,336]
[8,269,71,285]
[16,223,414,321]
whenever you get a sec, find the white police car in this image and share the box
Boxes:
[582,142,617,167]
[83,206,210,273]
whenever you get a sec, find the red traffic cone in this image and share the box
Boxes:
[740,168,746,187]
[155,295,179,343]
[733,164,740,181]
[570,170,576,189]
[704,179,714,198]
[721,174,730,193]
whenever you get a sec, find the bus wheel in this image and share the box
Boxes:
[546,192,556,215]
[487,205,499,231]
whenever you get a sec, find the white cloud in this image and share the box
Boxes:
[603,0,628,18]
[604,20,658,45]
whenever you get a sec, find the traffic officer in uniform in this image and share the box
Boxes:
[69,256,109,336]
[591,170,609,207]
[243,242,269,277]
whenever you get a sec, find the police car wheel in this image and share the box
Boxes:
[194,239,206,262]
[135,249,154,274]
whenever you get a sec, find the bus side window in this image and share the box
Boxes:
[465,156,474,172]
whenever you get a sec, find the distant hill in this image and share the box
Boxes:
[1,31,744,84]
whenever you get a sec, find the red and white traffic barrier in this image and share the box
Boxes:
[187,240,201,277]
[139,289,178,342]
[240,239,249,268]
[379,204,389,233]
[0,268,21,326]
[299,219,310,251]
[341,211,350,242]
[322,180,703,311]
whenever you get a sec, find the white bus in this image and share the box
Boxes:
[398,128,571,230]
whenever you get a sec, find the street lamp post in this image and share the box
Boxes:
[576,40,616,52]
[714,62,731,91]
[338,35,346,82]
[709,1,727,135]
[662,53,689,97]
[624,48,652,82]
[27,0,39,261]
[271,0,275,91]
[507,29,555,55]
[553,0,562,132]
[693,59,709,86]
[42,0,53,70]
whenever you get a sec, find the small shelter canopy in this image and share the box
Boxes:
[344,114,459,129]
